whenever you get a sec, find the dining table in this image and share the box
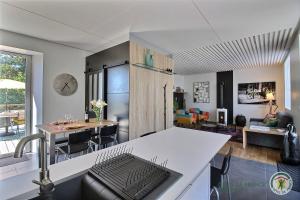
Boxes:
[36,119,118,165]
[0,111,18,135]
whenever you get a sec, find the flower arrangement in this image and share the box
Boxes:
[90,99,107,121]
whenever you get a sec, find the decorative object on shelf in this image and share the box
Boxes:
[235,115,246,127]
[90,99,107,121]
[145,49,153,67]
[238,81,276,104]
[193,81,210,103]
[53,73,78,96]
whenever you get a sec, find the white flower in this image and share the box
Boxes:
[95,100,107,108]
[90,100,97,106]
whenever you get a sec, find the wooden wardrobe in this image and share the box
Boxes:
[86,41,174,141]
[129,42,174,139]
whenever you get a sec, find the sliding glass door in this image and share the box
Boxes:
[0,51,31,157]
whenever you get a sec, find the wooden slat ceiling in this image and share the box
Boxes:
[174,28,295,74]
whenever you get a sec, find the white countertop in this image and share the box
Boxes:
[0,127,230,200]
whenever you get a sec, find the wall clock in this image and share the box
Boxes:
[53,73,78,96]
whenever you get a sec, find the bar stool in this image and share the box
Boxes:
[210,146,233,200]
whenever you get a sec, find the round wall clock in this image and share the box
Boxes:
[53,73,78,96]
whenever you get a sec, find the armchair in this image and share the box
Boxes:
[189,108,209,122]
[175,109,197,124]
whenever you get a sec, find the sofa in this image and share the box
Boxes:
[250,112,293,129]
[175,108,209,125]
[247,112,294,149]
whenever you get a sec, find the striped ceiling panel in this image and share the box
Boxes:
[173,28,295,74]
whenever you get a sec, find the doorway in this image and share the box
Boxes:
[0,51,31,157]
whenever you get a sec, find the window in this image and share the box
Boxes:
[284,55,291,110]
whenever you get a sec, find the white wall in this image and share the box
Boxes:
[0,30,89,124]
[179,65,284,123]
[174,74,184,91]
[289,33,300,131]
[183,72,217,121]
[233,65,284,123]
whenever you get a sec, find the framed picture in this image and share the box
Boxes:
[193,81,210,103]
[238,81,276,104]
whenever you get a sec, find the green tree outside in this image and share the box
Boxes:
[0,53,26,111]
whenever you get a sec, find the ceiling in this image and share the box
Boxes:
[0,0,299,74]
[174,27,296,74]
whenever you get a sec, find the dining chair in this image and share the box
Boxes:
[210,146,233,200]
[56,130,92,162]
[91,125,119,150]
[11,111,25,134]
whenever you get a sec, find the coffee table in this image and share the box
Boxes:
[200,123,218,132]
[243,125,286,149]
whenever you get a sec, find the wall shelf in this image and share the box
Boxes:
[132,63,174,75]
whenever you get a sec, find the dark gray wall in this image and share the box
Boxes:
[86,41,129,72]
[217,71,233,124]
[85,41,130,143]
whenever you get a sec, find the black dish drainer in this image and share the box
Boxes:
[88,145,182,200]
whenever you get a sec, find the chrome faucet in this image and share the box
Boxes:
[14,133,54,197]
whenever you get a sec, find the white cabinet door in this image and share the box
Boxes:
[178,164,210,200]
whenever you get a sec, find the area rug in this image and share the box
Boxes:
[211,154,300,200]
[277,162,300,192]
[0,154,31,167]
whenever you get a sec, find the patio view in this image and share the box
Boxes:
[0,52,26,156]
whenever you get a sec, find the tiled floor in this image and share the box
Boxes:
[211,154,300,200]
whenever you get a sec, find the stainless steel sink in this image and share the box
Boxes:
[30,171,86,200]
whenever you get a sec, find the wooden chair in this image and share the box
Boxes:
[11,110,25,134]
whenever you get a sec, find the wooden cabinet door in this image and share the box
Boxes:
[155,73,174,132]
[129,66,156,139]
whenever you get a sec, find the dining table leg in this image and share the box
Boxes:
[97,127,102,150]
[48,133,56,165]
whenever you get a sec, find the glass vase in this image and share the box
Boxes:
[95,109,103,122]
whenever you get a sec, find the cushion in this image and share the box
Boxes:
[176,109,185,115]
[189,108,201,114]
[264,118,279,127]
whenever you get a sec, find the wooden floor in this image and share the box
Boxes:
[219,141,281,165]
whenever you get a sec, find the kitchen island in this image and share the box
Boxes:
[0,127,230,200]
